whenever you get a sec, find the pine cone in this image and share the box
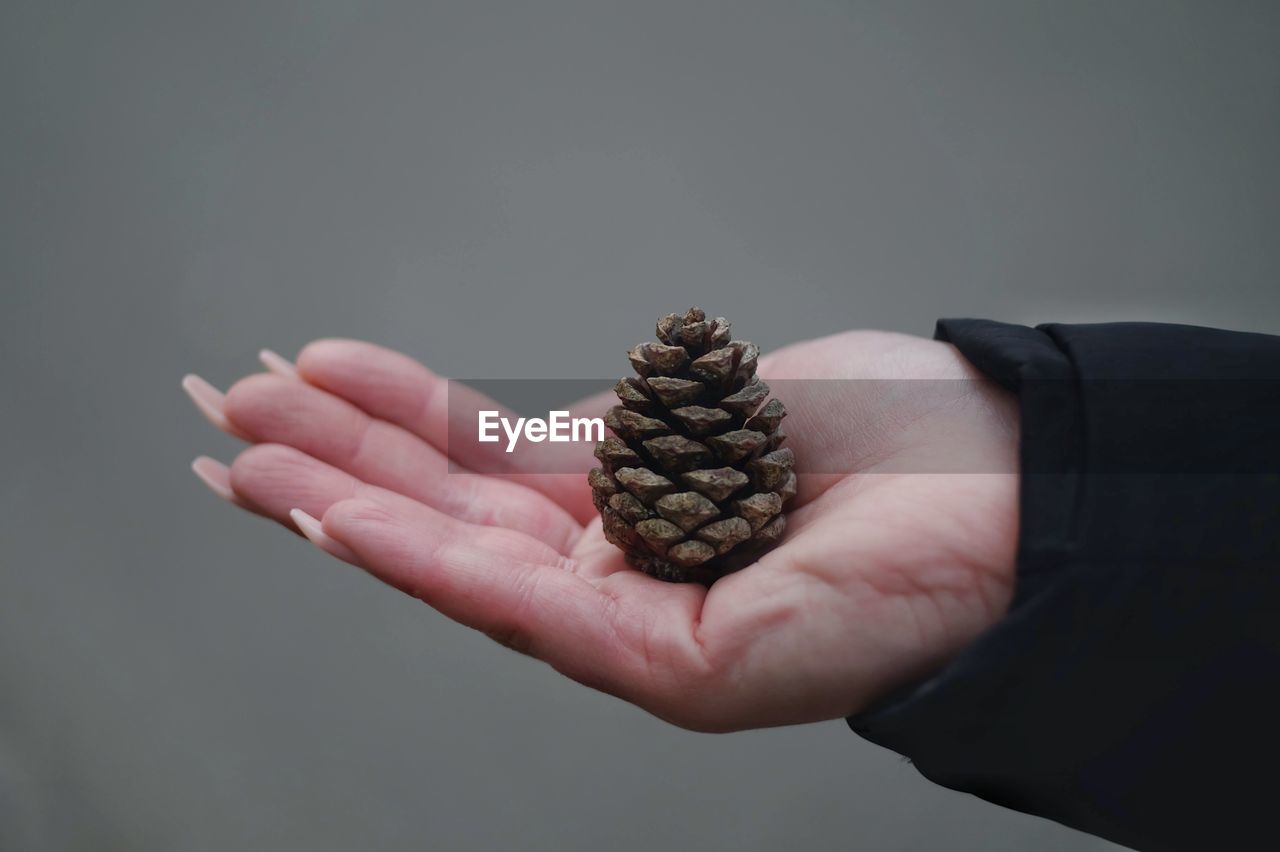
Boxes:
[589,307,796,583]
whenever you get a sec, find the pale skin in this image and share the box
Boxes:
[184,331,1020,733]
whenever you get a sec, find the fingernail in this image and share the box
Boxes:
[181,374,251,440]
[258,348,298,378]
[191,456,234,500]
[290,508,359,564]
[191,456,253,508]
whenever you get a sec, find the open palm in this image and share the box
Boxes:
[186,330,1019,731]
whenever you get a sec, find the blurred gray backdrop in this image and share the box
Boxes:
[3,1,1278,850]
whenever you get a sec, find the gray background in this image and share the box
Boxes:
[3,1,1278,849]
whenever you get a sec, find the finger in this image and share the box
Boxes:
[319,491,660,699]
[294,339,595,515]
[294,339,476,459]
[227,442,360,526]
[190,447,359,542]
[222,374,581,553]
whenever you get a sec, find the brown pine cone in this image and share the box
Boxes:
[588,307,795,583]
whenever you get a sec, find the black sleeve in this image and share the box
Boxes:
[847,320,1280,852]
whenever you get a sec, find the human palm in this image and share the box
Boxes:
[185,330,1019,731]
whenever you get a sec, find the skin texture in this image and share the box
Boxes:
[186,331,1020,732]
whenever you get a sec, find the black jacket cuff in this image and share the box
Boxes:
[847,319,1280,851]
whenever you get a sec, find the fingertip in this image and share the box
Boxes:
[291,507,360,564]
[220,371,297,430]
[191,455,234,502]
[191,455,259,511]
[258,348,299,378]
[295,338,365,374]
[297,338,440,383]
[182,374,252,441]
[181,374,223,421]
[319,495,398,535]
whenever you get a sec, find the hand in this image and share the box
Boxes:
[184,331,1019,732]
